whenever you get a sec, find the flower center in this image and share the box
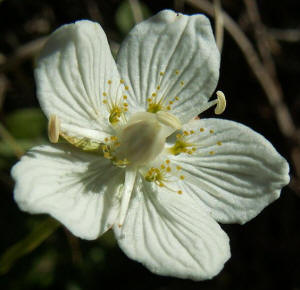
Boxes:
[115,111,181,166]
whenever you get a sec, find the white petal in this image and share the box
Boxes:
[117,9,220,123]
[114,175,230,281]
[170,119,290,224]
[35,20,122,141]
[12,144,123,240]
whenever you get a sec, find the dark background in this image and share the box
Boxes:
[0,0,300,289]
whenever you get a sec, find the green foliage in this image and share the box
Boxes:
[0,108,47,166]
[0,217,60,275]
[115,0,151,35]
[0,138,45,157]
[5,108,47,139]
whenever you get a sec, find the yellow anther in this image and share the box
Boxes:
[166,106,171,110]
[157,85,160,90]
[175,96,179,101]
[210,129,214,134]
[217,141,222,146]
[200,128,204,132]
[148,102,161,113]
[104,152,112,159]
[160,72,165,76]
[165,160,170,164]
[123,95,127,100]
[108,80,112,84]
[169,132,195,156]
[180,175,185,180]
[125,86,129,90]
[120,79,125,84]
[209,151,215,155]
[176,165,182,170]
[144,163,184,194]
[215,91,226,115]
[103,92,107,96]
[48,115,60,143]
[175,70,180,75]
[147,98,152,103]
[169,101,174,105]
[180,81,184,86]
[109,106,123,124]
[104,137,109,142]
[152,93,157,97]
[110,136,118,141]
[124,103,128,107]
[102,100,107,104]
[190,130,195,134]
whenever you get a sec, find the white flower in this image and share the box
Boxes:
[11,10,289,281]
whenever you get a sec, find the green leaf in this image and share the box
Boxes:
[115,0,151,35]
[5,108,47,139]
[0,217,60,275]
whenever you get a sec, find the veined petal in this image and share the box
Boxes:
[35,20,122,141]
[117,9,220,123]
[12,144,123,240]
[169,119,290,224]
[114,175,230,281]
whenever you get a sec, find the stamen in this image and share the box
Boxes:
[168,130,202,156]
[198,90,227,115]
[146,71,182,113]
[156,111,182,131]
[48,115,60,143]
[102,87,129,124]
[144,162,183,195]
[60,133,103,153]
[215,91,226,115]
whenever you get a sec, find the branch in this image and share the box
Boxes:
[186,0,296,141]
[243,0,276,78]
[0,37,47,73]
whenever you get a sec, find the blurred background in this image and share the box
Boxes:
[0,0,300,289]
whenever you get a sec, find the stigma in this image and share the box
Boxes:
[115,111,181,166]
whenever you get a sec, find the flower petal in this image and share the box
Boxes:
[12,144,123,240]
[170,119,290,224]
[35,20,122,141]
[117,9,220,123]
[114,175,230,280]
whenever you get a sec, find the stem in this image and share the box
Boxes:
[0,122,24,159]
